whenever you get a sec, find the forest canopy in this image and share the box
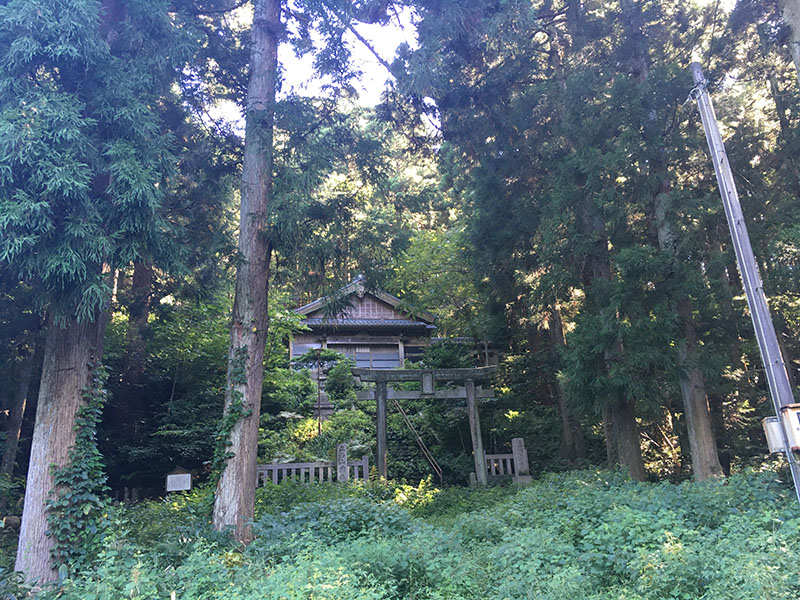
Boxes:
[1,0,800,593]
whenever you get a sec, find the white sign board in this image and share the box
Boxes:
[166,473,192,492]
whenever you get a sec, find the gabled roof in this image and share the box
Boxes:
[294,275,436,325]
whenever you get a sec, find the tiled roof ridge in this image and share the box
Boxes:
[302,318,433,327]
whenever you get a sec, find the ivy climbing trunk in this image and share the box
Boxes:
[15,316,106,583]
[212,0,280,544]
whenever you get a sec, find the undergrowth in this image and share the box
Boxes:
[2,469,799,599]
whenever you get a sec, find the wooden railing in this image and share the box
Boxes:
[256,444,369,486]
[470,437,532,485]
[486,453,515,477]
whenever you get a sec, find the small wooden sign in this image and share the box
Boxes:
[165,468,192,492]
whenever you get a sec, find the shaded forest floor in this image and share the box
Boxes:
[2,469,800,599]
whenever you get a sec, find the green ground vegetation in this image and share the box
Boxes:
[2,468,798,599]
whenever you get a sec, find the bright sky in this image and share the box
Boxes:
[279,8,417,105]
[208,8,417,134]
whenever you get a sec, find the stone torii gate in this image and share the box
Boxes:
[352,366,496,485]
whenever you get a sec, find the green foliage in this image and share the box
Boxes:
[0,0,201,321]
[260,409,374,463]
[46,361,110,575]
[248,497,415,558]
[391,227,488,337]
[261,367,316,415]
[409,482,517,524]
[104,485,220,568]
[0,473,23,514]
[254,479,396,514]
[390,476,440,510]
[252,476,440,517]
[5,0,800,591]
[419,340,474,369]
[99,295,231,491]
[325,356,357,406]
[292,348,358,408]
[383,0,800,475]
[7,469,799,599]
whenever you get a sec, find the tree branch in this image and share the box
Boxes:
[345,20,394,75]
[176,0,249,16]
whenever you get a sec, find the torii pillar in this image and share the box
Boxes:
[465,378,487,486]
[352,367,496,483]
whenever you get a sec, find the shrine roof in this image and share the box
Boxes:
[294,275,436,325]
[302,318,435,328]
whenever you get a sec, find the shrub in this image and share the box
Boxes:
[248,497,415,560]
[12,467,800,600]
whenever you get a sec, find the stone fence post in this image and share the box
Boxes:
[511,437,532,484]
[336,443,349,482]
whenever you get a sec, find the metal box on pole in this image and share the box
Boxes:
[780,405,800,452]
[762,417,785,453]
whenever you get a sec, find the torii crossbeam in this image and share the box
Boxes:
[352,366,497,484]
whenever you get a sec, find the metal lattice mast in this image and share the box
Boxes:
[690,62,800,503]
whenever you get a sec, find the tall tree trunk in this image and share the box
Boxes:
[577,201,645,480]
[763,60,800,389]
[549,0,644,477]
[15,316,106,583]
[602,405,619,467]
[676,301,724,480]
[547,306,585,461]
[618,0,722,480]
[716,244,745,370]
[759,23,800,196]
[0,336,38,478]
[212,0,280,544]
[609,396,646,481]
[114,261,153,448]
[776,322,798,390]
[654,185,724,480]
[123,261,153,387]
[779,0,800,86]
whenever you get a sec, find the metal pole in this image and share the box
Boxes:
[691,62,800,502]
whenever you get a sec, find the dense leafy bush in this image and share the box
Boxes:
[4,469,800,599]
[253,477,437,515]
[97,484,227,569]
[248,498,415,559]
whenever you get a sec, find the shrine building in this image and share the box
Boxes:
[290,275,437,368]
